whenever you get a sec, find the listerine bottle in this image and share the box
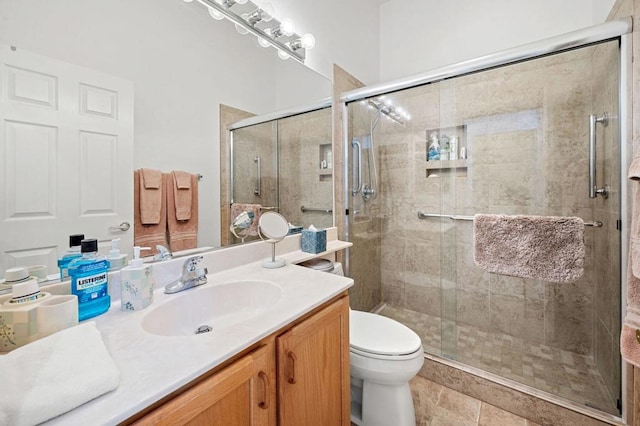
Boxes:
[57,234,85,281]
[69,238,111,321]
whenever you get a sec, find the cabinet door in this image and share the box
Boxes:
[135,341,276,426]
[277,296,350,426]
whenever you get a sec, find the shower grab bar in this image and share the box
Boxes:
[300,206,333,214]
[417,211,603,227]
[352,139,363,196]
[589,113,609,199]
[254,155,261,196]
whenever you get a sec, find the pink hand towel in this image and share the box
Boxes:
[171,171,193,221]
[167,172,198,252]
[134,170,167,256]
[622,157,640,367]
[139,168,163,224]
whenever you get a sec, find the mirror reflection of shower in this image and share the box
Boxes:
[352,97,410,202]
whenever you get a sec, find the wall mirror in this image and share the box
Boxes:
[0,0,332,281]
[223,105,334,246]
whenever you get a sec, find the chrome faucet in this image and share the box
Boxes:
[153,245,173,262]
[164,256,208,294]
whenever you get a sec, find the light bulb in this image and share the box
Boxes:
[208,7,224,20]
[259,2,275,22]
[280,18,295,36]
[277,50,290,60]
[235,14,249,34]
[258,37,271,48]
[300,33,315,49]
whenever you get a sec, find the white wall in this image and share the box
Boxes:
[267,0,381,84]
[0,0,333,251]
[379,0,618,81]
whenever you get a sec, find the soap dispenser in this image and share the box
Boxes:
[120,246,154,311]
[108,238,128,271]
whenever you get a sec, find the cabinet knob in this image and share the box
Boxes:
[287,351,297,384]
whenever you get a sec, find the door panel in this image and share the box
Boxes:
[0,44,133,274]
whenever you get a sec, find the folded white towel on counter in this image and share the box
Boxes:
[0,322,120,426]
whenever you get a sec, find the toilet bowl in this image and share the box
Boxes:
[349,310,424,426]
[298,259,424,426]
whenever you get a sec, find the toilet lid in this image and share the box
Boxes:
[350,310,422,356]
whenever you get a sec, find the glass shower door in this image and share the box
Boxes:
[230,121,278,244]
[346,37,622,417]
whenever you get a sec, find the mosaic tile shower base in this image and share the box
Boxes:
[379,305,618,416]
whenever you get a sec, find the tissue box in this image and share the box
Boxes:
[301,229,327,254]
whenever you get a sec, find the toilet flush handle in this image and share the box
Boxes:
[287,351,297,384]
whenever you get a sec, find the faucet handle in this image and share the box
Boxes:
[183,255,204,274]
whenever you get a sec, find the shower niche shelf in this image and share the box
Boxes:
[425,124,468,177]
[318,143,332,181]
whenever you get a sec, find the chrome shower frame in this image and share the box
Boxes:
[340,18,632,425]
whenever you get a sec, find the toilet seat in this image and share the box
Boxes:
[350,310,422,360]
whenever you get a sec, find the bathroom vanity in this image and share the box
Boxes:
[130,294,349,425]
[41,230,353,425]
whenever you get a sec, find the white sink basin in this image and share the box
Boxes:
[141,280,282,336]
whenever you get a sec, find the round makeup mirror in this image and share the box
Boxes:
[230,211,256,243]
[258,212,289,268]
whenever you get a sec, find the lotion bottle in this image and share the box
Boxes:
[120,246,154,311]
[69,238,110,321]
[108,238,128,271]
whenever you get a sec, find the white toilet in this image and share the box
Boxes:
[299,259,424,426]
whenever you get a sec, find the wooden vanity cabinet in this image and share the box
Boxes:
[276,296,350,426]
[133,341,276,426]
[132,294,349,426]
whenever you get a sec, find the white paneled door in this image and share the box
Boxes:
[0,44,133,276]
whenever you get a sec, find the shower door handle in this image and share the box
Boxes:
[589,113,609,199]
[352,139,363,196]
[254,155,261,197]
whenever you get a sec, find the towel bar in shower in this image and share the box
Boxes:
[417,211,603,227]
[300,206,333,214]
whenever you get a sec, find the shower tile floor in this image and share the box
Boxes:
[379,305,619,416]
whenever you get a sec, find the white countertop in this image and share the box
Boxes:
[45,259,353,425]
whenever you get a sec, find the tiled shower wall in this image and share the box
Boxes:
[278,108,333,230]
[225,108,333,245]
[349,40,621,400]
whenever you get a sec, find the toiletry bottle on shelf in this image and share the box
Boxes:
[69,238,111,321]
[108,238,127,271]
[326,150,332,169]
[120,246,154,311]
[427,133,440,161]
[57,234,85,281]
[439,135,450,160]
[449,136,458,160]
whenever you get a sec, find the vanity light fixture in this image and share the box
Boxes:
[364,97,411,125]
[187,0,315,63]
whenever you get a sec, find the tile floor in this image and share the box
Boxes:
[380,305,618,416]
[410,375,540,426]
